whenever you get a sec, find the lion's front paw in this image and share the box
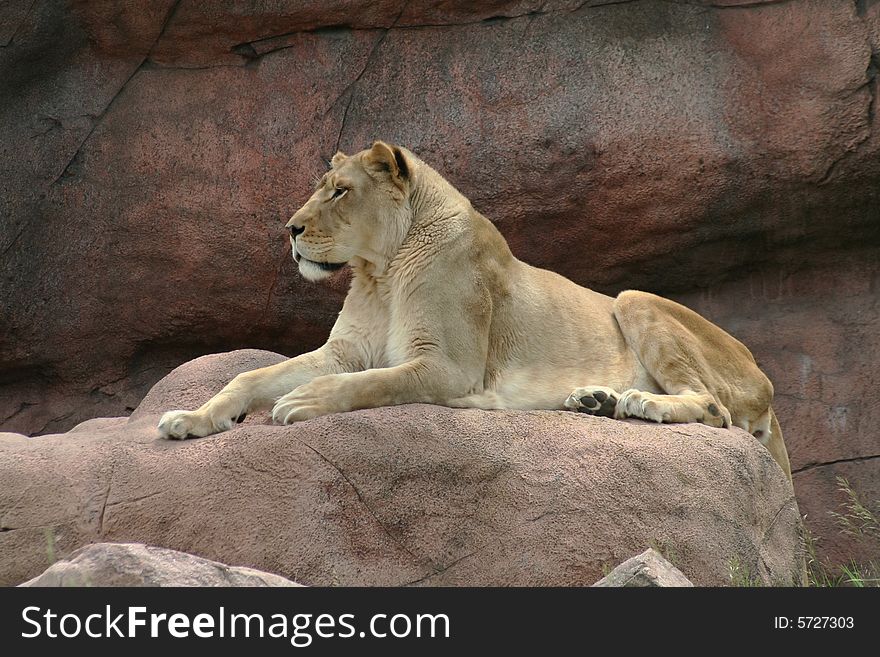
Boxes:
[565,386,620,418]
[271,376,350,424]
[701,400,731,429]
[157,410,233,440]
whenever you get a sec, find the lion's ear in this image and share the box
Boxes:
[331,151,348,168]
[364,141,409,183]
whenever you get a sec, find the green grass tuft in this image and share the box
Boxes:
[801,477,879,588]
[728,556,763,587]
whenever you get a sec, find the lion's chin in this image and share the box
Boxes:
[298,257,346,282]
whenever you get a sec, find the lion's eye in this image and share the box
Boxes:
[331,187,348,200]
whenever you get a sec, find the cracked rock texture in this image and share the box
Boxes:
[0,350,803,587]
[19,542,302,587]
[1,1,878,565]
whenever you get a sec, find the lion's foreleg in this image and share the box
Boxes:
[158,342,359,439]
[271,357,469,423]
[616,388,731,427]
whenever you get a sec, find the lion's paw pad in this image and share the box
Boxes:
[565,386,619,417]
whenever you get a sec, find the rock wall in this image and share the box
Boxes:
[1,0,878,565]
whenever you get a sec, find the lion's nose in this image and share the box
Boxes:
[288,224,305,238]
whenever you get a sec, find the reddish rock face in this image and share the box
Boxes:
[1,1,878,565]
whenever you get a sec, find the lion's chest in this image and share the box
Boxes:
[346,279,414,370]
[366,306,417,369]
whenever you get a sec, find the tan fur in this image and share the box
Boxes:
[157,142,792,481]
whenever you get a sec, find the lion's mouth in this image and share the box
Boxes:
[303,257,346,272]
[292,246,347,272]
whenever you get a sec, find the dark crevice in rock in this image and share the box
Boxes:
[1,225,26,257]
[123,0,803,76]
[868,51,878,126]
[143,0,183,60]
[97,460,115,536]
[232,25,366,61]
[668,0,798,8]
[105,491,163,509]
[760,495,797,547]
[0,0,37,48]
[324,30,385,116]
[89,364,168,398]
[24,412,74,436]
[232,47,278,64]
[392,10,548,30]
[191,0,800,70]
[400,546,487,586]
[334,93,355,156]
[576,0,796,11]
[330,1,409,154]
[230,41,257,60]
[574,0,637,10]
[1,401,37,425]
[297,437,429,569]
[0,524,58,533]
[259,244,291,327]
[142,61,245,71]
[792,453,880,475]
[240,30,304,50]
[229,11,537,57]
[236,43,298,64]
[520,2,549,38]
[30,115,63,137]
[51,0,182,186]
[816,46,877,185]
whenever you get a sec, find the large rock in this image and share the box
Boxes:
[0,350,802,587]
[20,542,301,587]
[1,0,876,566]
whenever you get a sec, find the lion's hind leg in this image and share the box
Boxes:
[610,290,773,434]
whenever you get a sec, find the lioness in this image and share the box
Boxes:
[158,141,792,480]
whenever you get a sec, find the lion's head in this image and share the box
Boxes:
[286,141,412,282]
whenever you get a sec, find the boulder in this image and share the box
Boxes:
[19,542,301,587]
[593,548,694,587]
[0,350,803,587]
